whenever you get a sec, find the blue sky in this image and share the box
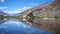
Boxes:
[0,0,54,14]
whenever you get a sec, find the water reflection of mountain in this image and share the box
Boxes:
[0,18,53,34]
[0,11,9,24]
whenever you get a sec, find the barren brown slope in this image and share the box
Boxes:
[20,0,60,34]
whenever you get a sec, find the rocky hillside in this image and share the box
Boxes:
[20,0,60,33]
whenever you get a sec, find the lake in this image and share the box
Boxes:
[0,18,53,34]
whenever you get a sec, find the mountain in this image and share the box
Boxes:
[0,11,8,15]
[20,0,60,34]
[0,11,9,24]
[8,13,19,16]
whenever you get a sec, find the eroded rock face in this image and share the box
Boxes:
[20,0,60,33]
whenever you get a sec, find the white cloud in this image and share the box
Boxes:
[31,3,37,6]
[4,10,22,14]
[22,6,31,10]
[15,10,22,13]
[0,7,3,9]
[0,0,4,2]
[4,6,31,14]
[4,10,8,12]
[17,8,21,10]
[4,6,8,9]
[22,6,27,10]
[9,11,19,14]
[0,6,8,10]
[17,6,31,12]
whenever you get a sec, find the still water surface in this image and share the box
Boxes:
[0,18,53,34]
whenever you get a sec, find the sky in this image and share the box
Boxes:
[0,0,54,14]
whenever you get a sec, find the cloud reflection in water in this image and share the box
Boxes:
[0,18,53,34]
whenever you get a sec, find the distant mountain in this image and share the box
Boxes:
[8,13,20,16]
[0,11,8,15]
[20,0,60,33]
[0,11,9,24]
